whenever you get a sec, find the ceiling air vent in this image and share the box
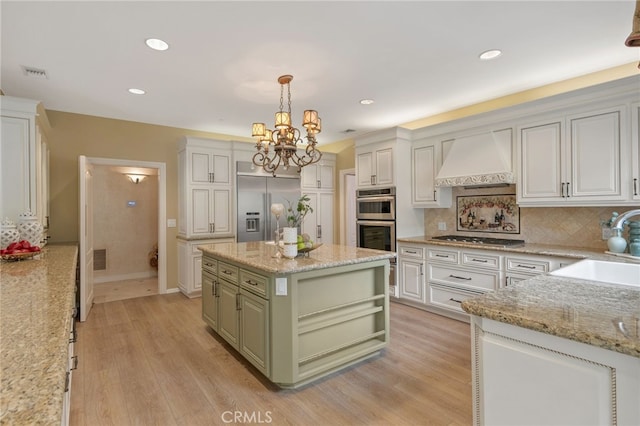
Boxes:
[341,129,356,133]
[22,66,48,79]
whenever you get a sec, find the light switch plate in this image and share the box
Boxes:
[276,277,287,296]
[167,218,177,228]
[438,222,447,231]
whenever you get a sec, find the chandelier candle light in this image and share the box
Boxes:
[251,75,323,176]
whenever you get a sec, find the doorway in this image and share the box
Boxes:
[79,156,167,321]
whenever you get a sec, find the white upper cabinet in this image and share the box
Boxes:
[301,161,335,190]
[190,149,231,185]
[411,138,452,208]
[178,137,233,238]
[517,105,630,206]
[0,96,50,232]
[356,141,395,187]
[355,127,413,190]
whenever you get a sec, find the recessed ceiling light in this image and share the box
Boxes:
[145,38,169,51]
[360,99,374,105]
[128,88,146,95]
[479,49,502,60]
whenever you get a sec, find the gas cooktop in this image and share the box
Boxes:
[430,235,526,247]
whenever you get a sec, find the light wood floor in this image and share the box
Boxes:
[93,277,158,304]
[70,295,472,425]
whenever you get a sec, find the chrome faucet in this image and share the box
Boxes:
[610,209,640,232]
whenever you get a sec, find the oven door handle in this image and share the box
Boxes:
[357,196,395,203]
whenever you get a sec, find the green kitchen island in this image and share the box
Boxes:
[198,241,395,388]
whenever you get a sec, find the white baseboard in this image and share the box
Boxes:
[94,271,158,284]
[165,287,180,294]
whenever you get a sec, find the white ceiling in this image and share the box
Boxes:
[2,1,639,144]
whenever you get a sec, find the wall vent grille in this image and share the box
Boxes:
[93,249,106,271]
[22,66,48,79]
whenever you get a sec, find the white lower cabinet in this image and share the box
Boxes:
[397,243,576,321]
[471,316,640,425]
[177,237,234,298]
[397,244,426,303]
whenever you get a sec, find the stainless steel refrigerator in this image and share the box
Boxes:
[236,161,301,242]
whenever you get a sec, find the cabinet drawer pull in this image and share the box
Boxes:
[317,179,321,189]
[222,270,233,275]
[435,254,450,258]
[69,329,77,344]
[470,258,488,263]
[561,182,566,198]
[244,279,258,286]
[449,274,472,281]
[634,178,638,196]
[64,372,70,393]
[516,264,536,269]
[236,294,241,310]
[449,298,463,304]
[204,262,214,267]
[566,182,570,198]
[71,355,79,370]
[405,250,418,254]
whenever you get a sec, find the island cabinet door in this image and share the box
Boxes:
[239,289,270,377]
[202,271,218,330]
[218,279,240,349]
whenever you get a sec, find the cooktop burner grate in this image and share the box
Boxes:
[430,235,525,247]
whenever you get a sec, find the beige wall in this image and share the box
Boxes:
[46,110,251,290]
[92,165,158,281]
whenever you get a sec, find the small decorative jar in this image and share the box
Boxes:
[17,211,43,247]
[607,228,627,253]
[628,221,640,257]
[1,218,20,249]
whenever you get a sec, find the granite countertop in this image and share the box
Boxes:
[461,274,640,358]
[397,235,631,262]
[397,236,640,358]
[198,241,396,274]
[0,244,78,424]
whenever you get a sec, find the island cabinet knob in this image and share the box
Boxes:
[449,274,472,281]
[245,279,258,286]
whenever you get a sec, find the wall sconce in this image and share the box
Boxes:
[126,174,147,184]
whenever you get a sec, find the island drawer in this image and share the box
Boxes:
[239,269,268,298]
[427,248,459,264]
[429,284,483,314]
[461,251,501,270]
[399,245,425,259]
[505,257,550,275]
[202,256,217,275]
[218,262,239,283]
[428,264,500,292]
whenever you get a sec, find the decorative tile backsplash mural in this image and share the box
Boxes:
[424,185,627,250]
[456,194,519,234]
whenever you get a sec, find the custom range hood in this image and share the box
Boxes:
[435,129,514,188]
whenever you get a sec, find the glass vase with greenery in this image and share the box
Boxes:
[286,194,313,229]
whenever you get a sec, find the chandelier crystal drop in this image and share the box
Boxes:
[251,74,322,176]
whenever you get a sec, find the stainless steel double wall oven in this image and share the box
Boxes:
[356,187,396,286]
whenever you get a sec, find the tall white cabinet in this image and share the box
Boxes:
[177,137,235,297]
[0,96,50,242]
[300,154,336,244]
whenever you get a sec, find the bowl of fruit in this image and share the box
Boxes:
[296,234,322,257]
[1,240,41,261]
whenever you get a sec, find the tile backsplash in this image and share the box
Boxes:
[424,185,629,250]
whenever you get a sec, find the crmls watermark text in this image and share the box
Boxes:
[221,410,273,424]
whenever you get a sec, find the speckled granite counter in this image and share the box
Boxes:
[397,235,626,261]
[397,236,640,358]
[461,274,640,358]
[198,241,396,274]
[1,244,78,425]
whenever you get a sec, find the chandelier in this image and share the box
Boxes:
[251,74,322,176]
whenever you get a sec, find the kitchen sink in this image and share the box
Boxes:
[550,259,640,287]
